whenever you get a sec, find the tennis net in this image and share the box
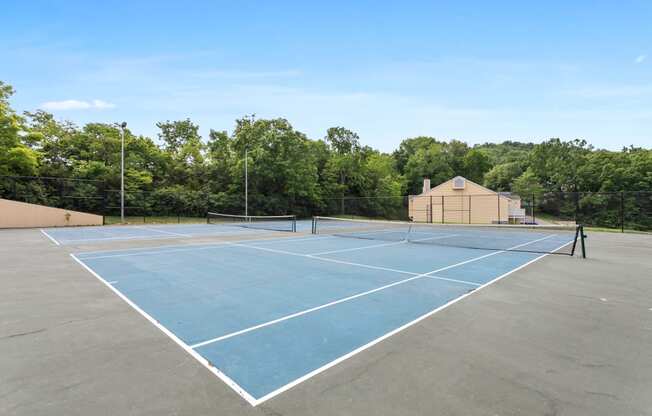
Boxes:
[207,212,297,232]
[312,216,586,257]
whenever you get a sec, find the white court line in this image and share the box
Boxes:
[60,234,181,244]
[54,224,268,244]
[40,229,61,246]
[69,254,258,406]
[231,243,419,277]
[309,240,409,255]
[189,236,554,349]
[76,235,337,260]
[308,233,458,256]
[425,274,482,286]
[411,234,460,242]
[254,238,574,405]
[135,226,192,237]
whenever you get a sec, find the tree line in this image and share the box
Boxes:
[1,80,650,229]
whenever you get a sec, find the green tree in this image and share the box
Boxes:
[325,127,360,155]
[483,162,524,191]
[393,136,438,173]
[443,140,469,175]
[462,149,492,183]
[323,127,365,202]
[528,138,591,191]
[512,168,544,198]
[0,82,39,176]
[404,143,454,194]
[229,117,321,215]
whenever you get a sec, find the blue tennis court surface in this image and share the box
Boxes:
[71,231,575,405]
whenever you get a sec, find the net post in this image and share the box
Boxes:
[311,217,317,234]
[580,225,586,258]
[570,225,579,256]
[292,216,297,233]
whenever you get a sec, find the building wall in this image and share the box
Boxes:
[409,178,510,224]
[0,198,103,228]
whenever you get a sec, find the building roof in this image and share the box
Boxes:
[419,176,510,200]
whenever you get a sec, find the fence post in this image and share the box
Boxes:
[497,194,501,224]
[441,195,445,223]
[429,195,433,223]
[620,191,624,233]
[468,195,472,224]
[102,180,109,218]
[531,193,535,224]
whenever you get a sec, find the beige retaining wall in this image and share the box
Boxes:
[0,198,103,228]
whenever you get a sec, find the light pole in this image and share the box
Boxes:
[244,148,248,217]
[119,122,127,223]
[244,114,255,218]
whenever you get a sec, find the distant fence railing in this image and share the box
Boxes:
[0,176,649,231]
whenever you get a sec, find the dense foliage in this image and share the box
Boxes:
[1,81,650,229]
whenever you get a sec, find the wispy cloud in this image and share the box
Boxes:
[565,84,652,98]
[41,99,116,111]
[635,54,647,64]
[190,69,302,79]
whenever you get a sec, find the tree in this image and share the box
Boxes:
[229,117,321,215]
[323,127,364,203]
[393,136,438,173]
[462,149,492,183]
[512,168,544,198]
[156,119,206,189]
[325,127,360,155]
[443,140,469,175]
[0,81,39,176]
[483,162,524,191]
[528,138,591,191]
[403,143,454,194]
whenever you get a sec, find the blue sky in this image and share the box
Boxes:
[1,1,650,151]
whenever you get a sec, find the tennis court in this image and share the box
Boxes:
[70,219,582,405]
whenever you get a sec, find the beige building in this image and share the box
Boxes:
[408,176,526,224]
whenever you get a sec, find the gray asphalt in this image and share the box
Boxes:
[1,228,651,415]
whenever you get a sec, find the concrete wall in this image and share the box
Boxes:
[0,198,103,228]
[409,178,510,224]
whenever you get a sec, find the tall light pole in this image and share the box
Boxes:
[119,122,127,223]
[244,148,248,217]
[244,114,254,218]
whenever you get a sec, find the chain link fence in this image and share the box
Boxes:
[1,176,650,232]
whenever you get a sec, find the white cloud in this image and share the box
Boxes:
[565,84,652,98]
[41,99,116,111]
[91,99,115,109]
[191,69,302,79]
[635,54,647,64]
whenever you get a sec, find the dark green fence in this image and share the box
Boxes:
[0,175,649,231]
